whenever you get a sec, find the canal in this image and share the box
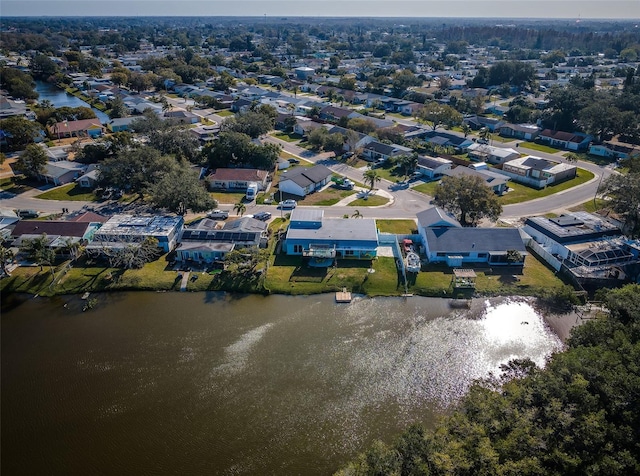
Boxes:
[1,292,565,475]
[35,80,110,123]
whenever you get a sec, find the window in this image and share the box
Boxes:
[478,253,487,258]
[293,245,303,253]
[345,250,354,256]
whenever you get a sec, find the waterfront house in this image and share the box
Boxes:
[501,155,577,188]
[48,119,105,139]
[107,117,137,133]
[278,164,333,197]
[87,214,183,253]
[417,207,527,267]
[10,220,99,253]
[284,209,378,260]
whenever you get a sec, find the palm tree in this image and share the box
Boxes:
[565,153,580,164]
[363,169,381,191]
[233,202,246,216]
[461,122,472,138]
[479,127,492,145]
[351,210,363,218]
[0,244,14,276]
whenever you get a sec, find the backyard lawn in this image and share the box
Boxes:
[35,183,97,201]
[210,191,247,204]
[499,168,595,205]
[272,132,302,142]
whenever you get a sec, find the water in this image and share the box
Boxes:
[35,80,110,123]
[1,292,563,475]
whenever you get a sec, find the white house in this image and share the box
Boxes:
[278,164,333,197]
[501,155,577,189]
[416,155,452,180]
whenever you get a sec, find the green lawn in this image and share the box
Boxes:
[347,194,389,207]
[562,152,617,167]
[499,168,595,205]
[569,199,607,213]
[519,141,563,154]
[411,180,440,196]
[370,162,406,183]
[35,183,97,201]
[215,109,234,117]
[210,191,247,204]
[0,177,35,194]
[272,132,302,142]
[376,219,417,235]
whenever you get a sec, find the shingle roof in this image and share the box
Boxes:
[11,220,90,238]
[416,207,461,229]
[424,227,526,253]
[208,168,268,182]
[280,164,332,187]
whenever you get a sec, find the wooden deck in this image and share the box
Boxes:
[335,288,352,303]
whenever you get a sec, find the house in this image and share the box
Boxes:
[293,118,324,137]
[466,143,520,165]
[319,105,353,123]
[498,123,540,141]
[284,209,378,260]
[108,117,137,133]
[295,67,315,80]
[538,129,592,151]
[443,166,510,195]
[48,119,105,139]
[0,95,29,119]
[163,109,199,125]
[207,168,269,191]
[278,164,333,197]
[0,208,20,241]
[501,155,577,188]
[422,131,474,152]
[361,141,413,162]
[190,124,220,143]
[10,220,99,251]
[417,207,527,267]
[588,140,640,160]
[87,214,184,253]
[463,115,505,132]
[76,166,99,189]
[175,217,268,264]
[38,160,87,186]
[325,125,374,151]
[523,212,639,284]
[416,155,452,180]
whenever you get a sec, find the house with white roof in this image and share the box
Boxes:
[501,155,577,189]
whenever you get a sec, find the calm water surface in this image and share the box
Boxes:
[35,80,110,123]
[1,292,563,475]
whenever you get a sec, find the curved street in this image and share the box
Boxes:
[0,130,615,223]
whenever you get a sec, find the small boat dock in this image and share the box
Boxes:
[335,288,352,303]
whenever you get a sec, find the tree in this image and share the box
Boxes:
[599,171,640,237]
[396,153,419,180]
[14,144,47,179]
[434,175,503,226]
[148,126,200,163]
[0,243,14,276]
[363,169,381,191]
[223,110,275,139]
[104,237,161,269]
[417,102,462,131]
[29,54,59,79]
[460,122,472,138]
[233,201,246,216]
[20,234,56,272]
[479,127,492,145]
[108,96,127,119]
[150,167,216,215]
[351,210,363,218]
[0,117,41,150]
[99,146,177,196]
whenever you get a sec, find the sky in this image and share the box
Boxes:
[2,0,640,19]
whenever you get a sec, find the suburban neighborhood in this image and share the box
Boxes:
[1,15,639,298]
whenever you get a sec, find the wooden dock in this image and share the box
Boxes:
[335,288,352,303]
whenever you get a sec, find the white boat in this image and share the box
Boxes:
[405,252,421,273]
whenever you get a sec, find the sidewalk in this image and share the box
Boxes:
[332,187,394,207]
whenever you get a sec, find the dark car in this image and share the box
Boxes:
[288,158,300,164]
[253,211,272,221]
[17,209,39,219]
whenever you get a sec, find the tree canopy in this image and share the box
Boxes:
[434,175,502,226]
[149,167,216,215]
[14,143,47,178]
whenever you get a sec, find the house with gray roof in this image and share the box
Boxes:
[38,160,87,186]
[416,155,452,180]
[443,166,509,195]
[284,209,378,261]
[467,143,520,165]
[278,164,333,197]
[361,141,413,162]
[417,207,526,267]
[502,155,577,188]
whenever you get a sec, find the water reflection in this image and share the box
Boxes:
[1,293,565,475]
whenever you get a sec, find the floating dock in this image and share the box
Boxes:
[335,288,352,303]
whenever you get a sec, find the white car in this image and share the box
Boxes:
[278,200,297,209]
[207,209,229,219]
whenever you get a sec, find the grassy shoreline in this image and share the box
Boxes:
[1,249,566,299]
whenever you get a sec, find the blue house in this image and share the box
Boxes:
[108,117,137,133]
[284,209,378,261]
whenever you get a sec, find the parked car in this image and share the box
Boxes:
[16,209,39,219]
[288,158,300,164]
[278,199,297,209]
[338,179,355,190]
[341,151,354,160]
[253,211,272,221]
[207,209,229,219]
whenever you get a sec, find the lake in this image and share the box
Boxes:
[1,292,565,475]
[35,80,110,124]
